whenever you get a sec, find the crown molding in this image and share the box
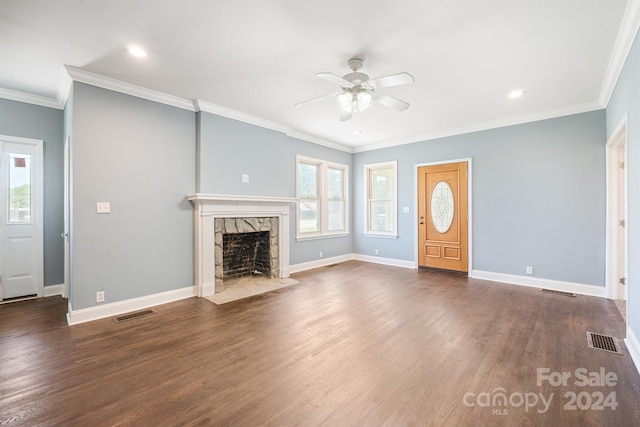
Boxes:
[195,99,289,133]
[60,68,349,152]
[1,66,350,152]
[3,66,606,155]
[599,0,640,106]
[57,65,73,109]
[286,129,353,153]
[64,65,196,111]
[195,99,353,153]
[0,87,62,109]
[353,101,604,153]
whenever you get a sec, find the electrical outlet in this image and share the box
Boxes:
[375,249,379,255]
[526,266,534,275]
[241,174,249,183]
[319,251,323,258]
[96,202,110,214]
[96,290,105,303]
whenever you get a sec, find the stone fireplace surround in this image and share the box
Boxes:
[187,194,297,297]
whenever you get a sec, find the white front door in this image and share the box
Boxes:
[0,136,43,301]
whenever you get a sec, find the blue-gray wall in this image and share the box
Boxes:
[353,110,607,286]
[70,83,195,310]
[606,29,640,341]
[0,98,64,287]
[197,112,352,265]
[0,82,612,311]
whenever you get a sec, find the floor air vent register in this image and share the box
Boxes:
[541,289,576,297]
[586,331,623,355]
[114,309,156,323]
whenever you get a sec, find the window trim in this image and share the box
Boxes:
[364,160,398,238]
[296,155,349,240]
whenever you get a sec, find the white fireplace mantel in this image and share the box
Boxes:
[188,194,297,297]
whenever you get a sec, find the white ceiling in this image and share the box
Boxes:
[0,1,635,151]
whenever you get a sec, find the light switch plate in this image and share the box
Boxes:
[402,206,410,213]
[241,174,249,183]
[96,202,110,214]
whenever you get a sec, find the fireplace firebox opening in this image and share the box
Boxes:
[214,216,280,293]
[223,231,271,279]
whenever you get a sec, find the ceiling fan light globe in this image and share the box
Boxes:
[338,92,353,108]
[357,92,372,110]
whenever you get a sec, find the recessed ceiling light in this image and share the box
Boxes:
[352,129,363,135]
[509,89,526,99]
[127,45,147,58]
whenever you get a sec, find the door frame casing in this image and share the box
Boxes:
[414,158,473,271]
[605,114,628,301]
[0,134,44,299]
[63,136,71,300]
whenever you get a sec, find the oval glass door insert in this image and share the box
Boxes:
[431,181,454,233]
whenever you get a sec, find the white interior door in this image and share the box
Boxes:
[0,136,43,301]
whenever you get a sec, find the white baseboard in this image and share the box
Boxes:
[67,285,196,325]
[44,283,65,298]
[289,253,416,274]
[201,281,215,298]
[353,254,415,269]
[67,300,73,325]
[470,270,607,298]
[626,325,640,375]
[289,254,355,274]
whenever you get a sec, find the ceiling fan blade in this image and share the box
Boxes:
[316,72,353,87]
[372,92,410,111]
[339,108,353,121]
[295,91,342,108]
[368,72,415,89]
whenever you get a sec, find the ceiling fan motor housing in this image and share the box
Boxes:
[342,72,370,85]
[343,58,369,85]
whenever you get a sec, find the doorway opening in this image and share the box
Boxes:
[606,116,628,323]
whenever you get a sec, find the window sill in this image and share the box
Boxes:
[296,232,350,242]
[364,232,398,239]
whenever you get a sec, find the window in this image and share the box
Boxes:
[327,166,345,231]
[8,153,32,223]
[296,155,348,238]
[297,161,320,233]
[365,160,397,237]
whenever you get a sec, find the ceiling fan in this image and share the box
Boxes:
[296,58,415,121]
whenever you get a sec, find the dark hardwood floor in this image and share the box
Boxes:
[1,261,639,426]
